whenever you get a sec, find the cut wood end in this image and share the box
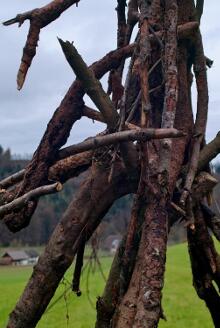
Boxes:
[2,17,17,26]
[55,182,63,192]
[198,172,218,185]
[17,69,26,90]
[189,224,195,231]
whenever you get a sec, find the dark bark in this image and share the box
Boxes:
[3,44,135,232]
[3,0,81,90]
[187,204,220,327]
[7,162,138,328]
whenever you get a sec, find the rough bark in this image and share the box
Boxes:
[188,204,220,327]
[3,44,135,232]
[3,0,81,90]
[7,162,138,328]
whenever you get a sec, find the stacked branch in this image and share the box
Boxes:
[1,0,220,328]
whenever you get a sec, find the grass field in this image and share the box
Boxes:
[0,243,214,327]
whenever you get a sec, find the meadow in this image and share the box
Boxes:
[0,243,214,328]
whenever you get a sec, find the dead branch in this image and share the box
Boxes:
[3,0,80,90]
[116,0,127,50]
[196,0,204,24]
[49,150,92,183]
[198,131,220,171]
[59,38,139,171]
[95,239,126,328]
[3,44,135,232]
[160,0,178,173]
[0,182,62,218]
[139,5,151,127]
[58,128,185,160]
[202,204,220,242]
[187,204,220,327]
[58,38,120,130]
[7,162,138,328]
[0,150,92,192]
[192,172,218,201]
[180,30,208,207]
[82,106,105,123]
[0,169,25,189]
[72,239,85,296]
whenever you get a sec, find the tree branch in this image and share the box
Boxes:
[198,131,220,171]
[180,31,208,206]
[0,169,25,189]
[58,128,185,160]
[160,0,178,173]
[196,0,204,24]
[0,182,62,219]
[58,38,120,130]
[7,163,138,328]
[82,106,105,123]
[72,239,85,296]
[3,0,81,90]
[3,43,135,232]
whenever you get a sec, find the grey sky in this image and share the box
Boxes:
[0,1,220,158]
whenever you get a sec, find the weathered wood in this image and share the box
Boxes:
[7,163,138,328]
[3,0,81,90]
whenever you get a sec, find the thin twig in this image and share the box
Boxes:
[58,128,185,160]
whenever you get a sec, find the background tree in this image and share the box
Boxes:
[0,0,220,327]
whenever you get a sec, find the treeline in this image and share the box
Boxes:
[0,147,219,246]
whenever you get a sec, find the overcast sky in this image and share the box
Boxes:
[0,1,220,158]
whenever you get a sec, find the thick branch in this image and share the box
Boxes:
[0,150,92,192]
[116,0,127,49]
[196,0,204,24]
[3,0,81,89]
[3,44,135,232]
[58,38,120,130]
[180,31,208,206]
[95,239,126,328]
[160,0,178,173]
[7,163,138,328]
[139,7,151,127]
[198,131,220,171]
[59,38,139,171]
[82,106,105,123]
[188,204,220,327]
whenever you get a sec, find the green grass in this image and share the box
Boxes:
[0,244,216,327]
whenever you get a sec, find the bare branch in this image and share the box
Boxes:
[198,131,220,171]
[58,128,185,160]
[0,182,62,218]
[3,43,135,232]
[3,0,81,89]
[196,0,204,24]
[139,9,151,127]
[160,0,178,173]
[72,240,85,296]
[58,38,120,130]
[116,0,127,49]
[0,169,25,189]
[180,31,208,206]
[82,106,105,123]
[7,163,138,328]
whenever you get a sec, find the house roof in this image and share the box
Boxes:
[25,250,39,258]
[2,251,29,261]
